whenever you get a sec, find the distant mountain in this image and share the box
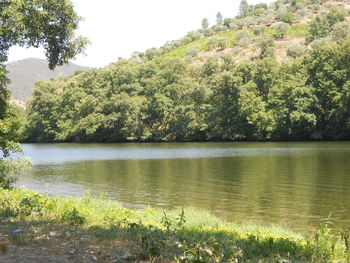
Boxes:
[6,58,91,102]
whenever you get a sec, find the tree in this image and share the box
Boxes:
[275,23,290,38]
[216,12,223,25]
[0,0,87,188]
[306,9,346,44]
[239,0,250,17]
[202,18,209,29]
[258,38,275,59]
[279,11,294,24]
[305,38,350,139]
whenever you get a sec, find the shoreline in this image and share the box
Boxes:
[0,188,348,262]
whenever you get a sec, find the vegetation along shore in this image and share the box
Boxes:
[1,188,350,262]
[1,0,350,262]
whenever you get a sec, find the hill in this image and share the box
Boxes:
[6,58,90,103]
[130,0,350,63]
[24,0,350,143]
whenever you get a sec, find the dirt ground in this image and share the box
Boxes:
[0,224,147,263]
[0,243,146,263]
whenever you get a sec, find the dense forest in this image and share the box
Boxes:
[24,1,350,142]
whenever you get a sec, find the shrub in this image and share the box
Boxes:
[280,11,294,24]
[213,25,227,33]
[275,22,290,38]
[235,30,251,41]
[203,28,214,37]
[253,25,266,37]
[206,36,219,49]
[217,37,228,49]
[296,9,307,19]
[258,38,275,58]
[145,48,161,60]
[331,21,350,40]
[231,46,243,55]
[186,45,200,57]
[187,31,203,41]
[206,36,228,49]
[180,37,192,45]
[239,37,252,48]
[223,18,234,27]
[286,42,306,57]
[251,8,265,16]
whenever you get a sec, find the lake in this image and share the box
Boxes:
[18,142,350,231]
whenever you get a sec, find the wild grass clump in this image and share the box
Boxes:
[1,188,349,262]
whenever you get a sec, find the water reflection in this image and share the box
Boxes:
[18,142,350,231]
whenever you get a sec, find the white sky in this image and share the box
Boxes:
[8,0,273,68]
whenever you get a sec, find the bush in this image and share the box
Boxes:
[180,37,192,45]
[203,28,214,37]
[275,22,290,38]
[145,48,161,60]
[235,30,251,41]
[187,31,204,41]
[223,18,234,27]
[231,46,243,55]
[286,42,306,57]
[206,36,228,49]
[258,38,276,58]
[296,9,307,19]
[186,45,200,57]
[217,37,228,49]
[331,21,350,40]
[213,25,227,33]
[251,8,265,16]
[239,37,252,48]
[253,25,266,37]
[278,8,294,24]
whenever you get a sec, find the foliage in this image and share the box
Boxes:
[239,0,250,17]
[306,37,350,139]
[216,12,223,25]
[279,10,295,24]
[275,22,290,38]
[185,45,200,58]
[331,21,350,41]
[258,38,276,59]
[307,8,346,44]
[286,42,306,58]
[161,25,309,59]
[253,25,266,37]
[1,188,350,262]
[0,0,86,188]
[201,18,209,29]
[25,36,350,142]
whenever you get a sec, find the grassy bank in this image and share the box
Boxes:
[0,188,349,262]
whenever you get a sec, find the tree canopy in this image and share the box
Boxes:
[0,0,87,188]
[25,36,350,143]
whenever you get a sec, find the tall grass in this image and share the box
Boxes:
[0,188,348,262]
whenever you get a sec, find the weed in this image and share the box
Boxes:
[61,208,86,226]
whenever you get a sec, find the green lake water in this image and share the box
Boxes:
[19,142,350,231]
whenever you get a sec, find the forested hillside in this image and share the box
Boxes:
[6,58,90,103]
[25,0,350,142]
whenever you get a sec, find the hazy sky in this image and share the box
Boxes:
[8,0,273,68]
